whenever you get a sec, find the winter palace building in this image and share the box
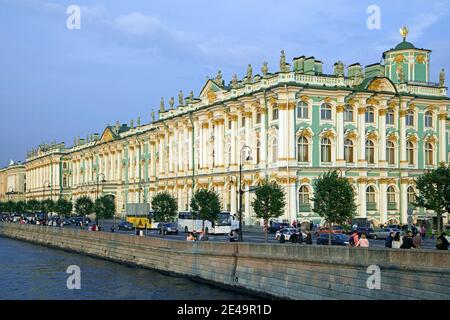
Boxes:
[20,28,450,226]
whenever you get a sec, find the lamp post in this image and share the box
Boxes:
[238,145,253,242]
[138,179,145,236]
[42,180,51,223]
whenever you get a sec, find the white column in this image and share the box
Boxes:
[261,107,268,164]
[379,181,387,225]
[439,112,447,163]
[178,129,183,172]
[358,180,367,218]
[336,105,345,165]
[244,183,250,225]
[399,107,407,167]
[118,151,123,181]
[288,182,297,223]
[202,123,208,169]
[278,106,285,161]
[400,182,408,224]
[217,119,224,167]
[159,136,165,174]
[188,127,193,170]
[358,106,366,164]
[230,116,237,165]
[379,108,387,167]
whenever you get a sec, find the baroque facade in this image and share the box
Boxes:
[0,161,26,202]
[23,29,450,226]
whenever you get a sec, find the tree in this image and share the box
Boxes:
[415,162,450,235]
[26,199,41,213]
[75,196,94,219]
[311,170,357,245]
[40,199,55,214]
[54,198,73,218]
[15,201,26,213]
[94,195,115,225]
[190,188,221,233]
[251,180,286,242]
[151,192,178,237]
[4,200,16,213]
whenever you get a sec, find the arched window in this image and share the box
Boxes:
[256,140,261,164]
[366,186,376,204]
[386,141,395,165]
[407,141,415,165]
[321,103,332,120]
[365,106,375,123]
[241,115,246,127]
[321,137,331,162]
[256,112,261,124]
[425,142,434,165]
[407,186,416,205]
[297,136,309,162]
[386,108,395,125]
[344,105,354,122]
[344,139,354,163]
[425,111,433,128]
[365,140,375,164]
[387,186,396,204]
[297,101,308,119]
[272,104,278,120]
[271,137,278,163]
[298,186,310,205]
[406,110,415,126]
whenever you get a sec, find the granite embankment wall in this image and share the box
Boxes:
[1,222,449,299]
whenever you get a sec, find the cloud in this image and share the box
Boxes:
[114,13,161,36]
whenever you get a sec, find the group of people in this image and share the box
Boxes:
[186,229,209,241]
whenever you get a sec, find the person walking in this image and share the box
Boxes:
[420,225,425,239]
[385,232,394,248]
[355,233,369,247]
[349,230,359,247]
[413,232,422,249]
[400,231,415,249]
[392,232,403,249]
[436,232,449,250]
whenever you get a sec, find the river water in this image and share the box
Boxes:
[0,237,253,300]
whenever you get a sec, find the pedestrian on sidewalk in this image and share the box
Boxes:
[355,233,369,247]
[392,232,403,249]
[400,231,415,249]
[305,231,313,245]
[436,232,449,250]
[413,232,422,249]
[385,232,394,248]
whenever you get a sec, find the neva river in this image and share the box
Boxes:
[0,237,253,300]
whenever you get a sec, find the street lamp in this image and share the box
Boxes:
[42,180,51,223]
[138,179,146,236]
[238,145,253,242]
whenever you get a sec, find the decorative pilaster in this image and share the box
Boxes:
[379,179,387,224]
[439,111,447,162]
[378,107,387,168]
[336,104,345,166]
[357,177,367,218]
[399,106,407,168]
[357,106,366,166]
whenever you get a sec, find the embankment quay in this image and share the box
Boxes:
[1,223,449,299]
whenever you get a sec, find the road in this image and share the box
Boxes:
[64,219,438,249]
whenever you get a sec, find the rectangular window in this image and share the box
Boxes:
[321,108,332,120]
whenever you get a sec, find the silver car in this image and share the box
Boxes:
[372,228,404,240]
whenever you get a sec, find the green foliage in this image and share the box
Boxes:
[311,170,356,244]
[4,201,16,213]
[415,162,450,234]
[251,180,286,242]
[40,199,55,214]
[190,189,221,230]
[54,198,73,217]
[75,196,94,217]
[15,201,26,213]
[151,192,178,223]
[26,199,41,212]
[94,195,115,223]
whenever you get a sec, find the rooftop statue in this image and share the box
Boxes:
[189,90,194,100]
[334,60,344,77]
[178,90,184,106]
[246,64,253,82]
[160,97,165,113]
[151,111,155,122]
[215,70,224,86]
[137,117,141,127]
[439,68,445,87]
[231,74,238,88]
[262,62,269,77]
[280,50,289,72]
[169,97,175,109]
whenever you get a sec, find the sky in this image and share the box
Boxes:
[1,0,450,167]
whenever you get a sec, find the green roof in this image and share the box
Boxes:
[394,40,416,50]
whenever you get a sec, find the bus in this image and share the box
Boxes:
[177,211,239,234]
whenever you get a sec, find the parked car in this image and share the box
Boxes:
[70,216,91,226]
[317,233,349,246]
[157,222,179,235]
[356,227,375,238]
[315,226,344,237]
[62,218,71,226]
[118,221,134,231]
[372,228,403,240]
[275,228,308,243]
[268,222,289,233]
